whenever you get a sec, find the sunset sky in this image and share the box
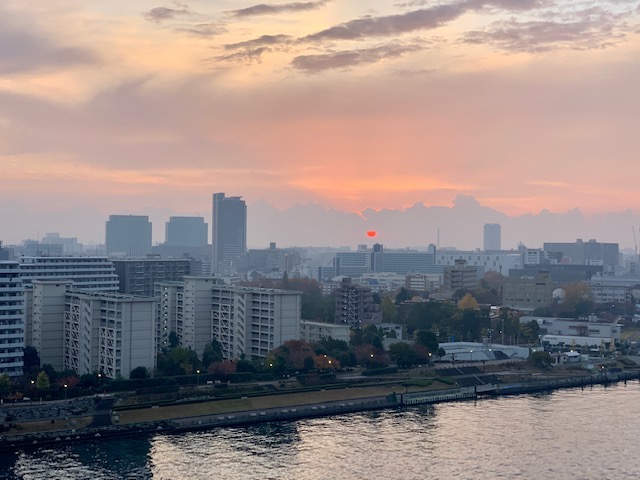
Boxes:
[2,0,640,246]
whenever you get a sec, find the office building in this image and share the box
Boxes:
[113,258,191,297]
[483,224,501,251]
[212,193,246,272]
[165,216,208,247]
[543,239,619,273]
[105,215,152,257]
[503,270,554,311]
[40,233,82,255]
[19,256,119,292]
[0,262,24,377]
[443,260,478,292]
[64,291,156,378]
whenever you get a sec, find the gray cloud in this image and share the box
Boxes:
[224,34,292,50]
[216,47,271,63]
[175,23,225,37]
[291,43,422,73]
[463,7,631,52]
[144,4,191,23]
[0,22,97,74]
[230,1,329,18]
[302,4,467,42]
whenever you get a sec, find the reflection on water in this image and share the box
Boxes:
[3,383,640,479]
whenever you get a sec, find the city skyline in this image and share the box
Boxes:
[2,1,640,247]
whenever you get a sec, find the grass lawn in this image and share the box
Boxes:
[117,380,453,424]
[3,416,94,436]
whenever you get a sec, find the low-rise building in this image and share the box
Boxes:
[300,320,350,344]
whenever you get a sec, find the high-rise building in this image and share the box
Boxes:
[212,193,246,272]
[63,291,156,378]
[156,277,301,360]
[105,215,152,257]
[112,258,191,296]
[333,277,381,328]
[0,262,25,377]
[483,223,501,251]
[31,280,73,371]
[165,216,208,247]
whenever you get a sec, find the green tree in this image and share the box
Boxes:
[130,366,150,379]
[202,339,224,368]
[0,373,11,396]
[528,351,552,369]
[381,296,397,323]
[23,346,40,373]
[36,371,50,390]
[414,330,439,353]
[389,342,418,368]
[168,331,180,349]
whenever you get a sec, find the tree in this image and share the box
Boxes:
[0,373,11,397]
[389,342,418,368]
[303,356,315,372]
[168,331,180,349]
[130,366,150,379]
[457,293,479,310]
[381,296,397,323]
[395,287,410,305]
[208,360,237,375]
[23,346,40,373]
[414,330,439,353]
[36,371,50,390]
[202,340,224,369]
[528,351,552,369]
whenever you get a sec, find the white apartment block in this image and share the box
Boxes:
[299,320,350,344]
[20,256,119,292]
[212,285,301,360]
[64,292,156,378]
[155,281,184,352]
[31,280,73,371]
[157,277,302,361]
[0,262,25,377]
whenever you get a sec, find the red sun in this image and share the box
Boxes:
[366,230,377,238]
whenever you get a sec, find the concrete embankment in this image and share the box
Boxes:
[3,371,640,451]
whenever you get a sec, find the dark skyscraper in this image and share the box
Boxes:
[105,215,152,257]
[483,223,501,251]
[165,216,208,247]
[212,193,247,271]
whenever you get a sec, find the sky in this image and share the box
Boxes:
[1,0,640,247]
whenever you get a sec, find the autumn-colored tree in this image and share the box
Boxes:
[57,375,79,389]
[207,360,237,375]
[314,354,339,370]
[457,293,479,310]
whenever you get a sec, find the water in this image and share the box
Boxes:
[2,382,640,479]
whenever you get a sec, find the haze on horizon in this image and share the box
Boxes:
[2,1,640,248]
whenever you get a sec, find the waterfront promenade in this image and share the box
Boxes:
[2,367,639,451]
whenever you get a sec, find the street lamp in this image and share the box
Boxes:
[64,384,68,400]
[196,369,200,386]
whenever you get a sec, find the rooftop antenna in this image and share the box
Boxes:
[437,227,440,250]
